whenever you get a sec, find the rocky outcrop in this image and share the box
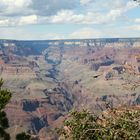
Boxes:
[5,85,74,136]
[23,100,39,112]
[90,59,114,71]
[136,95,140,104]
[44,87,74,112]
[0,64,36,76]
[1,38,140,139]
[96,93,140,109]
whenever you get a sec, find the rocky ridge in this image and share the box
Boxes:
[0,38,140,139]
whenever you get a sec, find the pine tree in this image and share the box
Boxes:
[0,78,11,140]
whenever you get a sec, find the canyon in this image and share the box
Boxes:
[0,38,140,139]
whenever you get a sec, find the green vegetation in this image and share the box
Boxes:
[16,132,31,140]
[57,108,140,140]
[0,78,12,140]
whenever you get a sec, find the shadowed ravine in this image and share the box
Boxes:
[1,39,140,139]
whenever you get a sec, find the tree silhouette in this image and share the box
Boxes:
[16,132,31,140]
[0,79,11,140]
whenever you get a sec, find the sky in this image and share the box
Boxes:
[0,0,140,40]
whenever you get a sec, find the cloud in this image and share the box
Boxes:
[69,28,102,39]
[0,0,138,27]
[0,26,102,40]
[127,25,140,31]
[0,0,139,42]
[30,0,78,16]
[0,0,78,17]
[102,0,126,9]
[50,10,84,24]
[0,19,9,26]
[19,15,38,25]
[135,18,140,23]
[0,27,65,40]
[0,0,32,16]
[80,0,93,5]
[0,24,140,40]
[48,1,138,25]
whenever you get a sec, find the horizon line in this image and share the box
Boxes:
[0,37,140,42]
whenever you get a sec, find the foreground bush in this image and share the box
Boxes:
[57,107,140,140]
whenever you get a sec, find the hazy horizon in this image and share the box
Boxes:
[1,37,140,41]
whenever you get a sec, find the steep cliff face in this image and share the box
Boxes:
[44,88,73,112]
[1,38,140,139]
[22,100,40,112]
[5,85,74,137]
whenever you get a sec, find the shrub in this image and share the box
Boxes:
[57,108,140,140]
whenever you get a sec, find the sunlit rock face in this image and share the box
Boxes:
[1,38,140,139]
